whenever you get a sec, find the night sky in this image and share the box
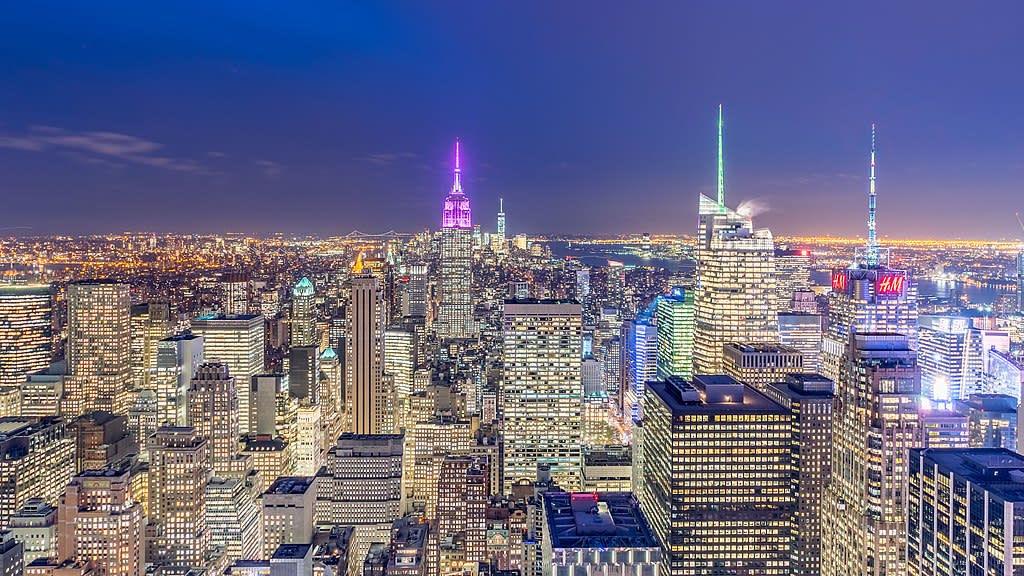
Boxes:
[2,2,1024,238]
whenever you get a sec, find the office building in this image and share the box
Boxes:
[434,456,489,567]
[287,345,319,402]
[66,280,132,415]
[242,435,294,485]
[775,248,812,312]
[822,126,919,392]
[437,139,474,339]
[985,349,1024,401]
[70,411,135,472]
[918,315,971,401]
[187,363,240,476]
[58,469,143,576]
[191,313,265,435]
[639,375,793,575]
[723,342,803,392]
[954,394,1017,450]
[6,499,56,564]
[400,264,428,319]
[763,374,834,576]
[315,434,403,571]
[19,363,65,418]
[1018,251,1024,314]
[655,287,694,380]
[384,517,429,576]
[920,409,970,448]
[0,417,75,530]
[154,334,204,427]
[907,448,1024,575]
[502,299,583,493]
[622,316,657,423]
[693,107,778,373]
[542,492,660,576]
[263,476,318,559]
[0,532,23,576]
[0,284,51,388]
[294,404,322,476]
[778,312,822,373]
[383,322,417,400]
[129,302,172,391]
[580,445,632,492]
[220,272,251,315]
[250,374,284,437]
[345,262,387,435]
[206,476,262,563]
[146,427,211,571]
[822,333,922,576]
[290,277,317,348]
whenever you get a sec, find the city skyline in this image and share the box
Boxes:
[3,3,1024,238]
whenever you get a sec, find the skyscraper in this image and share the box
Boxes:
[66,280,132,414]
[655,287,694,380]
[693,106,778,374]
[623,316,658,423]
[58,469,143,576]
[502,299,583,493]
[154,334,204,427]
[639,376,793,575]
[0,284,51,388]
[220,272,251,315]
[778,312,822,373]
[918,315,971,402]
[146,427,211,571]
[0,417,76,530]
[400,264,428,318]
[822,125,919,384]
[187,363,241,477]
[775,248,812,312]
[764,374,835,576]
[129,302,172,391]
[722,342,804,392]
[907,448,1024,575]
[345,259,387,435]
[1017,250,1023,314]
[315,434,403,572]
[191,313,265,435]
[438,139,474,339]
[822,333,922,576]
[290,277,317,348]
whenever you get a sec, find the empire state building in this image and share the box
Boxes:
[438,139,474,339]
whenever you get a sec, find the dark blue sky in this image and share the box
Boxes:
[2,2,1023,238]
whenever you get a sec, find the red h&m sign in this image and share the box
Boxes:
[831,271,848,292]
[876,273,906,296]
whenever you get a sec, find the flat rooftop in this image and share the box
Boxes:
[266,476,315,495]
[724,342,803,355]
[543,492,658,550]
[915,448,1024,502]
[647,376,787,415]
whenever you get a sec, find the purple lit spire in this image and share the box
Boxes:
[442,138,472,229]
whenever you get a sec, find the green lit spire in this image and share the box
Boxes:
[717,104,725,211]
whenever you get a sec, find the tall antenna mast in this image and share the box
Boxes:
[717,104,725,211]
[866,123,879,267]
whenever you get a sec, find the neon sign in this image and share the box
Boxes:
[876,273,906,295]
[831,271,848,292]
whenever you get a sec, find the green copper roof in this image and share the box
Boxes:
[319,347,337,360]
[292,277,315,297]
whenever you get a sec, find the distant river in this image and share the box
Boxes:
[544,241,694,273]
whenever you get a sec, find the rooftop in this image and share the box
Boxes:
[543,492,659,550]
[266,476,316,495]
[648,376,787,415]
[724,342,803,355]
[915,448,1024,502]
[955,394,1017,414]
[272,543,312,560]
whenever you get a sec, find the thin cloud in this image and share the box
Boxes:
[0,126,205,173]
[363,152,418,166]
[255,159,282,177]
